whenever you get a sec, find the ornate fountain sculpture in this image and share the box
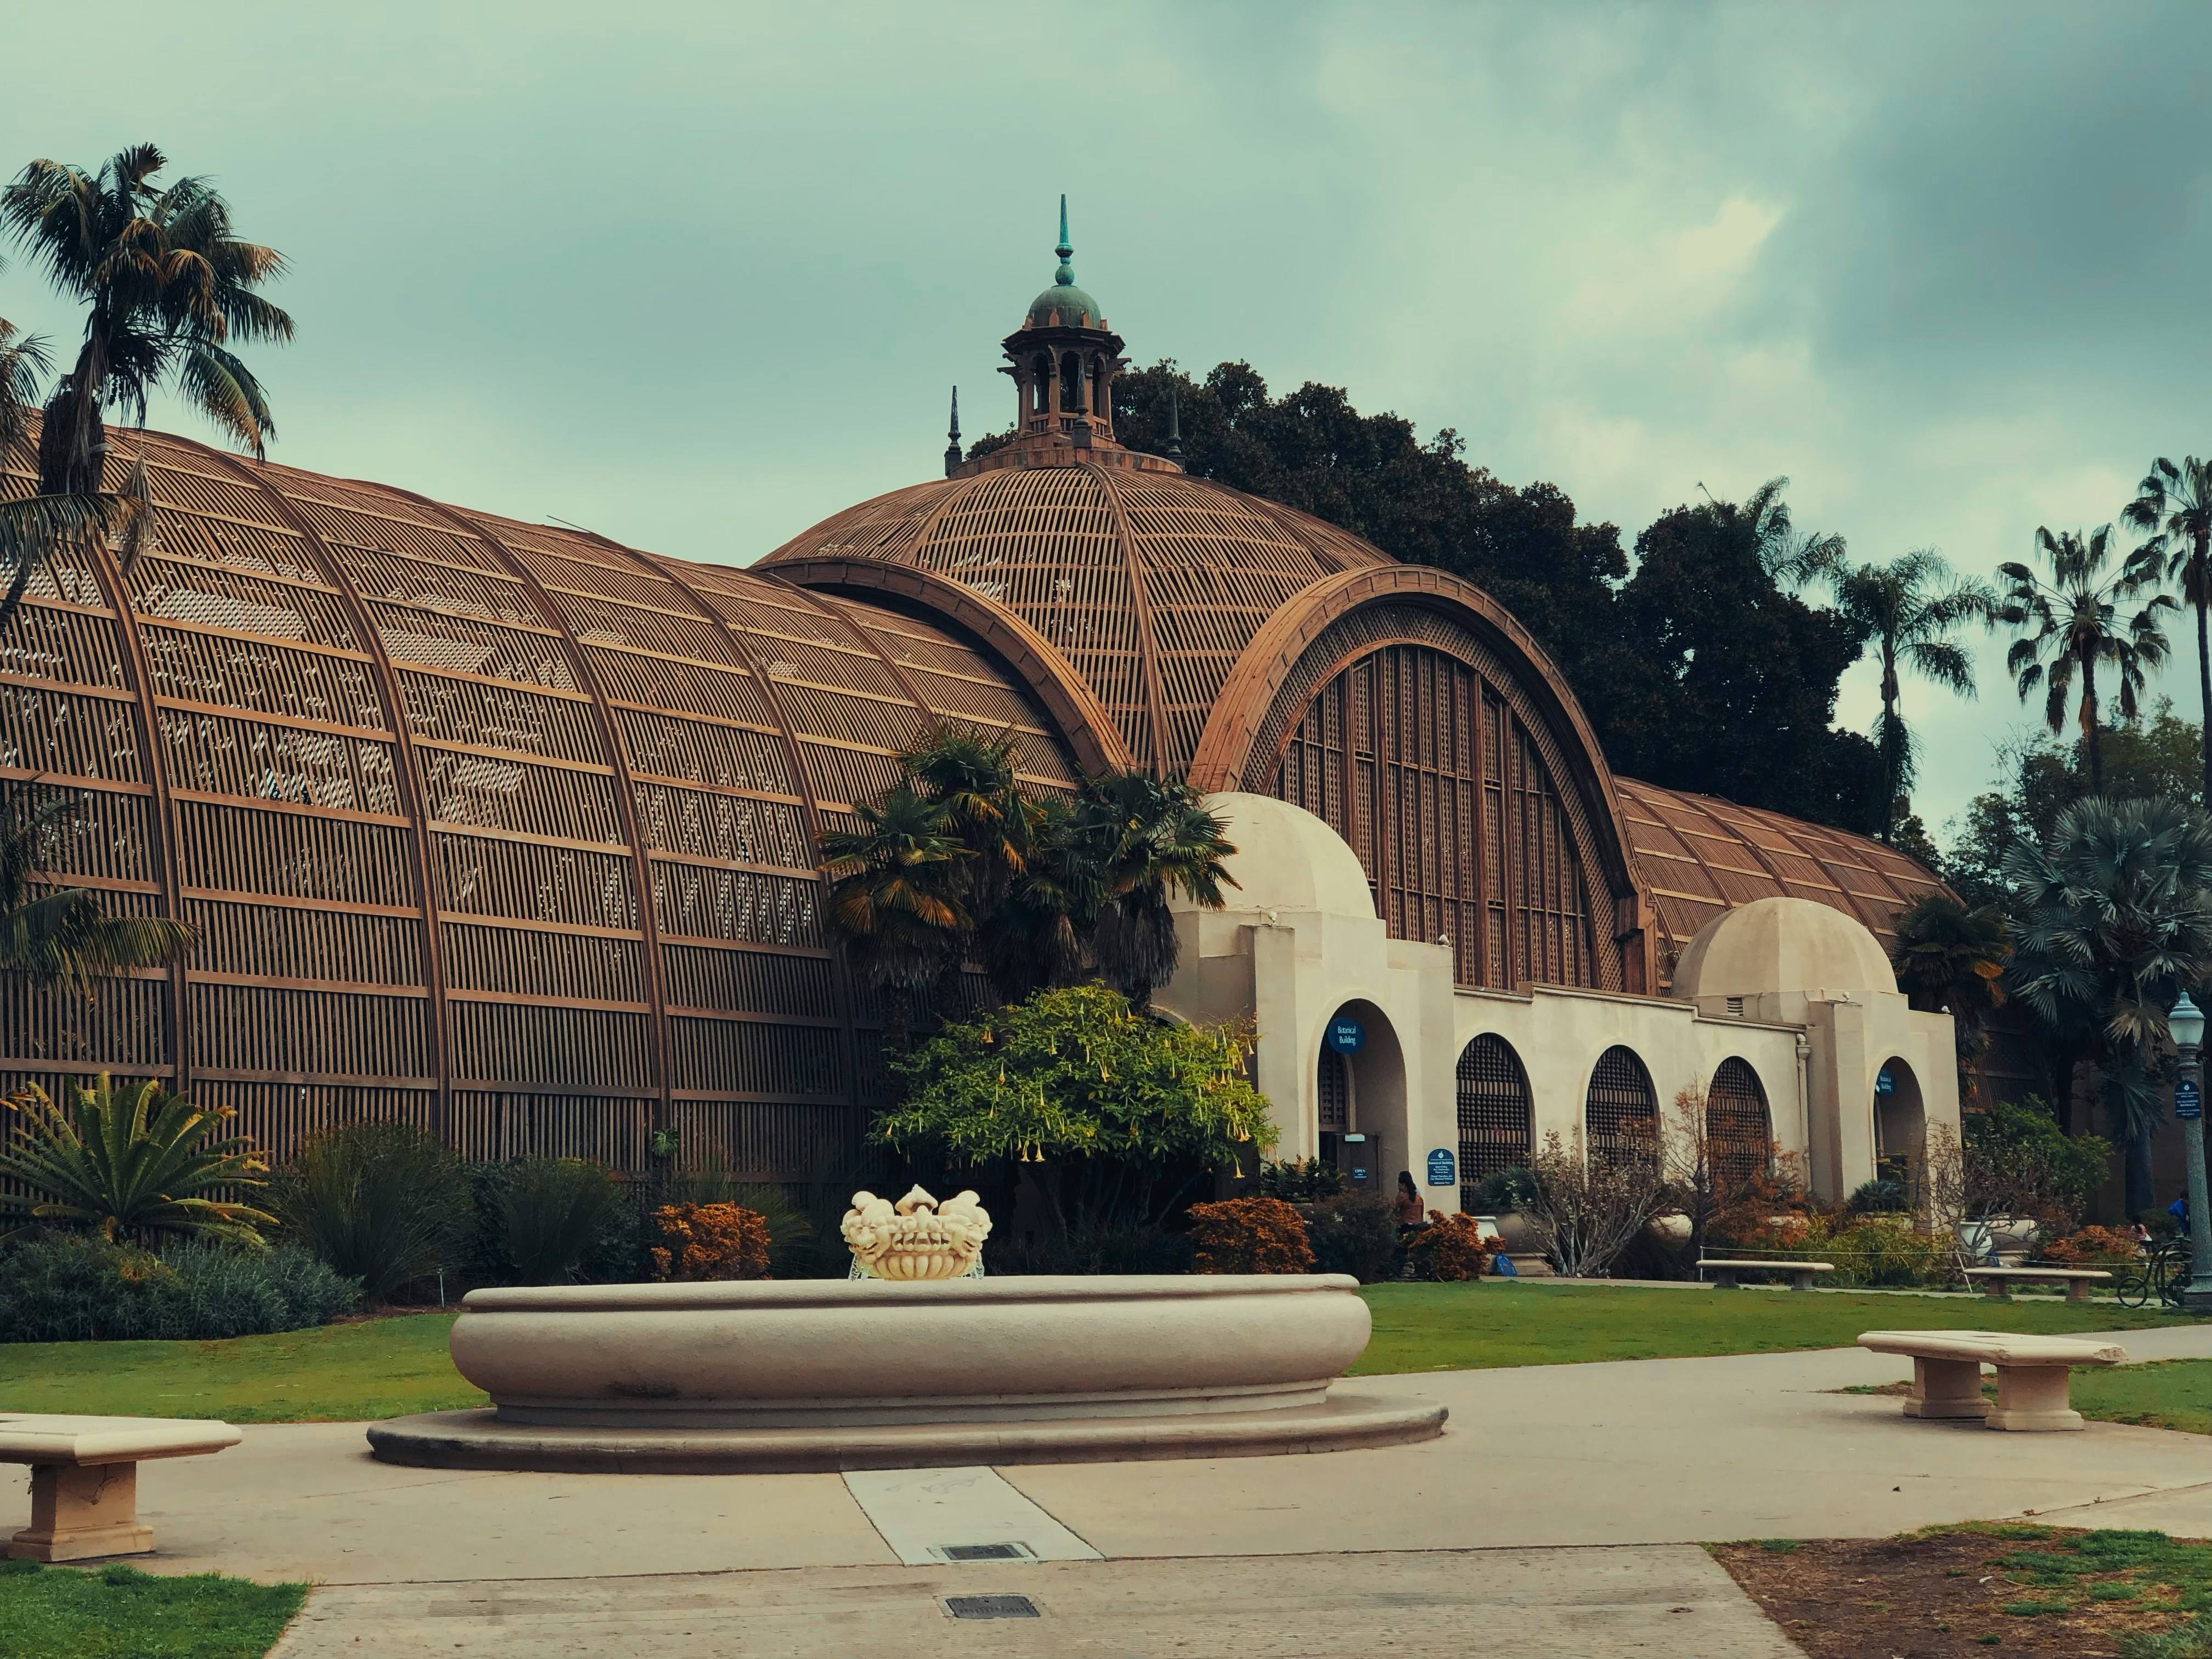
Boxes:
[841,1186,991,1280]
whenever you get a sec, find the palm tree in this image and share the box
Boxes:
[2122,456,2212,805]
[1889,891,2011,1103]
[2003,797,2212,1220]
[983,793,1102,1003]
[1826,550,1993,840]
[1,144,291,633]
[901,727,1029,920]
[819,787,970,1049]
[1,1073,274,1245]
[2,784,194,991]
[1742,475,1848,588]
[1992,526,2173,795]
[6,144,292,492]
[1079,771,1238,1011]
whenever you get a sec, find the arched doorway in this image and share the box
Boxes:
[1316,1000,1404,1196]
[1706,1058,1771,1187]
[1874,1057,1925,1184]
[1456,1034,1533,1209]
[1584,1045,1658,1170]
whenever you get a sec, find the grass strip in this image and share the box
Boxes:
[0,1558,304,1659]
[1351,1280,2199,1375]
[0,1313,481,1422]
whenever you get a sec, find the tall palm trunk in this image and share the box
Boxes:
[2080,652,2103,795]
[2195,539,2211,808]
[49,323,113,496]
[1878,638,1901,842]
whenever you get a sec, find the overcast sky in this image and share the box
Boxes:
[6,2,2208,841]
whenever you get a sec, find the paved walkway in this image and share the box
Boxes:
[121,1325,2209,1657]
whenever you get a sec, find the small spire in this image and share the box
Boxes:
[1054,194,1075,287]
[944,386,962,478]
[1165,387,1184,463]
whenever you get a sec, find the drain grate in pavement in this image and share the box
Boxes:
[935,1543,1034,1562]
[944,1594,1042,1620]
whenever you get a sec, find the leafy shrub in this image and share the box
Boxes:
[268,1122,472,1301]
[1302,1193,1401,1282]
[2042,1224,2141,1268]
[1404,1211,1497,1282]
[1464,1165,1536,1214]
[661,1159,825,1277]
[1813,1216,1952,1288]
[496,1159,625,1286]
[1254,1158,1343,1202]
[1186,1195,1312,1274]
[1962,1097,2110,1228]
[1848,1179,1910,1215]
[649,1203,772,1282]
[985,1222,1194,1276]
[1522,1130,1668,1278]
[0,1234,358,1341]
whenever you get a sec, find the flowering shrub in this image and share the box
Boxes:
[1405,1211,1497,1282]
[2042,1224,2140,1268]
[649,1202,772,1282]
[1186,1195,1312,1274]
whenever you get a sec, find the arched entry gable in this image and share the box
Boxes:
[1187,568,1650,993]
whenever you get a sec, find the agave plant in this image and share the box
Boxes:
[0,1074,275,1245]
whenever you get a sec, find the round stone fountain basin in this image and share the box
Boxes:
[366,1274,1444,1472]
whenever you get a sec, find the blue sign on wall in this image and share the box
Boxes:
[2179,1076,2202,1122]
[1875,1066,1895,1097]
[1325,1018,1365,1054]
[1426,1147,1456,1187]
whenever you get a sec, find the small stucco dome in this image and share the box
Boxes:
[1672,896,1898,1000]
[1181,792,1375,918]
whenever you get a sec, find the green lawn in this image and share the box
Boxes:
[2074,1358,2212,1435]
[0,1313,482,1422]
[1349,1280,2202,1375]
[0,1284,2198,1423]
[0,1560,302,1659]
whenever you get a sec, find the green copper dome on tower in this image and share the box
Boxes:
[1027,195,1103,329]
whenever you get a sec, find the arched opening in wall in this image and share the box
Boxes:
[1059,353,1082,413]
[1317,1000,1404,1198]
[1091,359,1109,417]
[1584,1045,1658,1171]
[1031,354,1052,417]
[1706,1057,1771,1188]
[1457,1034,1532,1211]
[1874,1057,1926,1187]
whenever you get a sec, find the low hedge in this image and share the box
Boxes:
[0,1234,361,1342]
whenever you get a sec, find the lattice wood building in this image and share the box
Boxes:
[0,213,1956,1200]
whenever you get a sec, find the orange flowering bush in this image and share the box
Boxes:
[650,1202,772,1282]
[1406,1211,1498,1282]
[1186,1195,1313,1274]
[2041,1224,2140,1268]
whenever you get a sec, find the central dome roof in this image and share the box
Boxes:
[757,462,1390,777]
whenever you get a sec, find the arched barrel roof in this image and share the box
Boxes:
[0,419,1075,1170]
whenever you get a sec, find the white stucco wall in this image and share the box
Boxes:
[1159,795,1960,1212]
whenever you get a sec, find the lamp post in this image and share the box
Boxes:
[2168,992,2212,1311]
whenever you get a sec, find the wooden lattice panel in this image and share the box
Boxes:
[1584,1043,1659,1170]
[1264,630,1604,992]
[1706,1056,1771,1186]
[0,420,1081,1175]
[1455,1032,1533,1196]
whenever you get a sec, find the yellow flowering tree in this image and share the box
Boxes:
[878,984,1274,1231]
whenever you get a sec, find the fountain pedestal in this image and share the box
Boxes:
[366,1274,1443,1472]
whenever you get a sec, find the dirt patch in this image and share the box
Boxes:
[1710,1526,2210,1659]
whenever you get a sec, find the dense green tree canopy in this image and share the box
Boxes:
[1104,362,1886,833]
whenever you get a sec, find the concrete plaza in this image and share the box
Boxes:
[99,1324,2212,1657]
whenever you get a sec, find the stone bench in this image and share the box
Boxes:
[1965,1266,2113,1303]
[1856,1330,2126,1431]
[1698,1258,1836,1291]
[2,1414,241,1561]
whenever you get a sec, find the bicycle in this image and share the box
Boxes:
[2115,1236,2194,1310]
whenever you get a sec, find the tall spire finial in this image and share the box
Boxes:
[1054,194,1075,286]
[944,386,962,478]
[1165,386,1183,464]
